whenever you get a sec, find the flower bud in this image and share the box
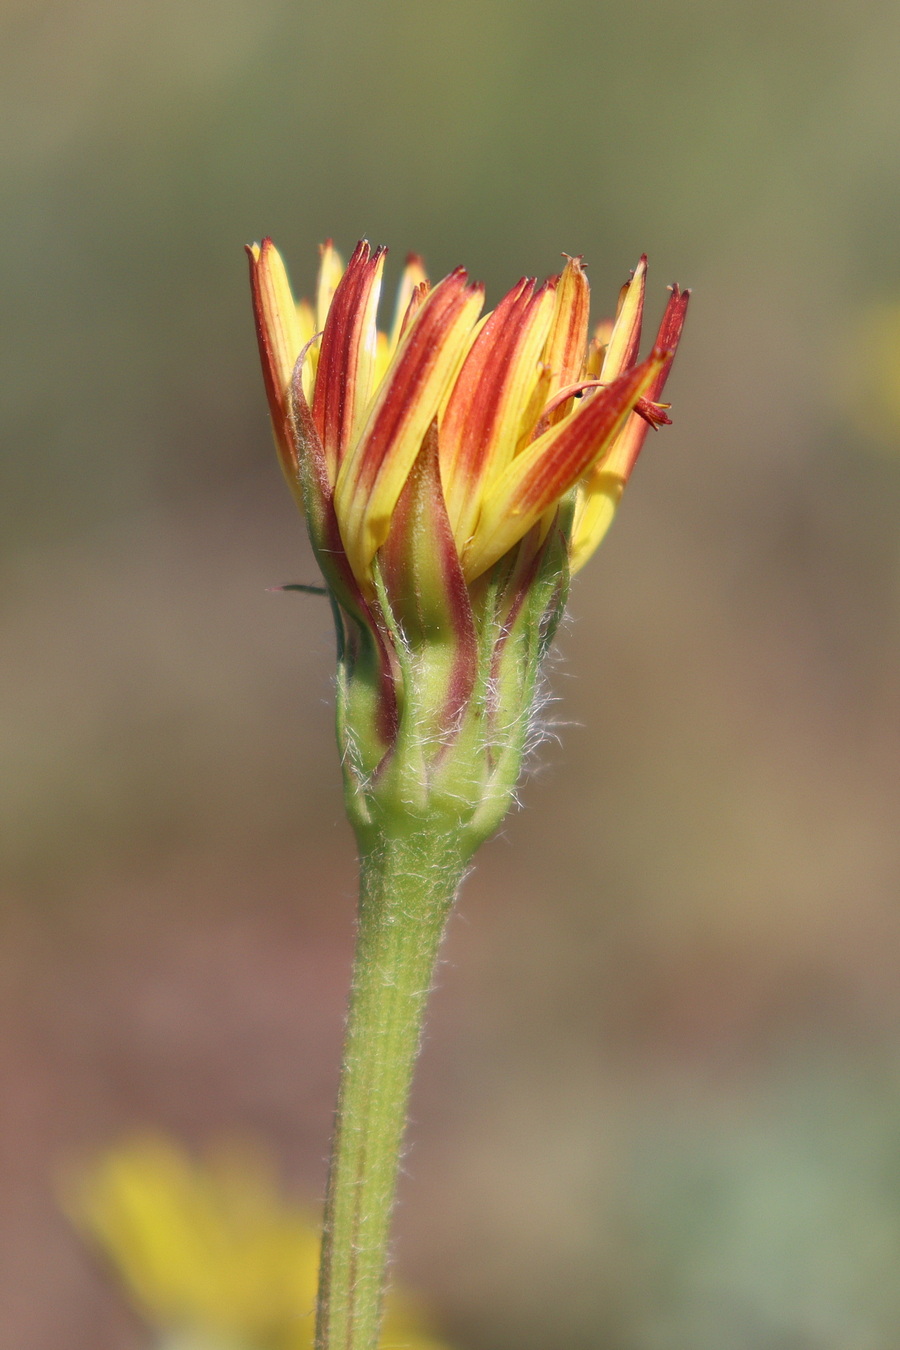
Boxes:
[248,240,688,854]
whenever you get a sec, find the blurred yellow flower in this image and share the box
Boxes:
[841,300,900,451]
[63,1136,452,1350]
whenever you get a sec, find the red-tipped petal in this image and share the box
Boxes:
[600,255,647,382]
[334,268,484,586]
[538,253,591,420]
[464,347,669,579]
[389,253,429,351]
[569,284,691,574]
[595,283,690,483]
[312,240,386,480]
[441,277,556,545]
[246,238,305,484]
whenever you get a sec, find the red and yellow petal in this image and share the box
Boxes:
[246,238,305,481]
[315,239,345,333]
[531,254,591,426]
[249,237,688,600]
[334,268,484,587]
[599,255,646,382]
[463,347,670,580]
[389,254,429,352]
[312,241,386,480]
[570,283,691,572]
[440,278,556,547]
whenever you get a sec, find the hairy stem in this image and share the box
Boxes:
[315,825,466,1350]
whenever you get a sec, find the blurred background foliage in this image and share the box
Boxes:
[3,0,900,1347]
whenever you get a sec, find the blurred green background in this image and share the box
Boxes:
[4,0,900,1346]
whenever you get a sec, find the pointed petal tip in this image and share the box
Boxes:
[667,283,692,312]
[556,253,588,286]
[246,237,276,263]
[446,265,483,294]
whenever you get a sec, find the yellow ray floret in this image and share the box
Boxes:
[334,270,485,583]
[464,350,668,579]
[247,238,689,594]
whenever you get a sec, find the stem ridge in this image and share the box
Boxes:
[315,831,465,1350]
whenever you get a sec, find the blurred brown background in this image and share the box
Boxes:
[4,0,900,1346]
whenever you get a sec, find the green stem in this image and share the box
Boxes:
[315,825,466,1350]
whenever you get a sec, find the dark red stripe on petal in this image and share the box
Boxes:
[397,279,430,344]
[440,277,538,486]
[290,360,400,749]
[541,254,591,417]
[463,348,668,579]
[607,285,691,479]
[348,268,479,497]
[442,279,534,430]
[504,350,668,518]
[379,422,478,739]
[313,240,386,476]
[647,284,690,399]
[246,240,295,476]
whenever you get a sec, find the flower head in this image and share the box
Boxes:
[249,240,686,583]
[248,239,688,850]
